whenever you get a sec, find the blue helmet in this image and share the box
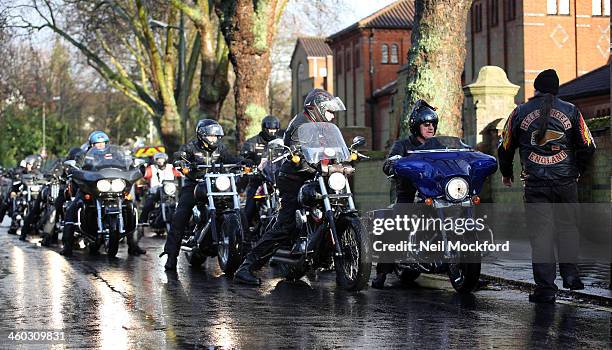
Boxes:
[88,131,110,146]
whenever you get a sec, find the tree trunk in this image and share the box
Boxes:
[215,0,286,145]
[199,29,230,120]
[401,0,473,137]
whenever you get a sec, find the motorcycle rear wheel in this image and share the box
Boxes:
[334,215,371,291]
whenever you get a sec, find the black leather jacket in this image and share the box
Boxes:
[175,139,243,184]
[498,95,596,183]
[383,135,423,203]
[240,131,283,164]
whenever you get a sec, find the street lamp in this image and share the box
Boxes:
[148,14,187,143]
[42,95,61,158]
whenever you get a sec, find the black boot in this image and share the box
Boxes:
[19,232,27,241]
[563,276,585,290]
[234,256,261,286]
[371,272,387,289]
[128,244,147,256]
[160,251,177,270]
[59,245,73,257]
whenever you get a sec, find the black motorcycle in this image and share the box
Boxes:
[177,159,248,275]
[270,123,372,291]
[249,138,284,244]
[142,179,178,237]
[65,145,142,257]
[34,162,66,245]
[8,173,44,234]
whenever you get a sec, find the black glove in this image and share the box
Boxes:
[240,159,254,167]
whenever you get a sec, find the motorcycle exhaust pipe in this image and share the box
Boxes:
[180,246,193,252]
[269,256,301,265]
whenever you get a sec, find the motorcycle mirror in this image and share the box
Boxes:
[351,136,366,149]
[63,160,77,168]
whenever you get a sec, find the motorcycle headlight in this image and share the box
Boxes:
[111,179,126,192]
[445,177,469,201]
[163,182,177,196]
[215,175,231,192]
[96,179,112,192]
[328,172,346,191]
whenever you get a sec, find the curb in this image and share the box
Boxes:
[480,273,612,307]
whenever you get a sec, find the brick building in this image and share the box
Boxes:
[326,0,415,150]
[557,63,610,119]
[289,37,334,117]
[465,0,610,102]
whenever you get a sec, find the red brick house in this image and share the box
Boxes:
[557,63,610,119]
[326,0,415,150]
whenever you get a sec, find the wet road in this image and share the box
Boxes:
[0,226,610,349]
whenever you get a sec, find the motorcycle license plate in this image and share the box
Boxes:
[105,207,121,214]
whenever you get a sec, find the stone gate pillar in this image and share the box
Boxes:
[463,66,520,147]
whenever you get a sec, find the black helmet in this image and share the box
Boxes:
[66,147,84,161]
[408,99,439,136]
[261,115,281,141]
[303,89,346,122]
[196,119,224,151]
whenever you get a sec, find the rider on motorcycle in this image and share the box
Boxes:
[160,119,249,271]
[60,131,146,256]
[139,152,181,225]
[371,99,438,289]
[234,88,347,285]
[7,155,42,235]
[240,115,283,227]
[20,147,83,242]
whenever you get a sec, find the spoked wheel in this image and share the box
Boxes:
[333,215,371,291]
[217,212,244,275]
[447,258,481,294]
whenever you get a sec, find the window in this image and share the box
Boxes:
[547,0,570,15]
[593,0,611,16]
[345,50,351,72]
[381,44,389,64]
[504,0,516,21]
[354,47,360,68]
[489,0,499,27]
[472,3,483,33]
[390,44,399,64]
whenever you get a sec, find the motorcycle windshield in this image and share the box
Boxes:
[414,136,473,151]
[80,145,134,171]
[295,123,351,163]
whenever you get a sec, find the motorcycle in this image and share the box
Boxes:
[269,123,372,291]
[65,145,142,257]
[142,179,178,237]
[8,172,44,234]
[391,136,497,294]
[249,138,285,244]
[177,158,248,275]
[34,161,67,245]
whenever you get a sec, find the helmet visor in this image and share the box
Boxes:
[319,97,346,113]
[201,124,224,137]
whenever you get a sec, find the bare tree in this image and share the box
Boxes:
[5,0,203,152]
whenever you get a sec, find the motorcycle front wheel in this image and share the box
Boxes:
[105,215,120,258]
[333,215,371,291]
[448,259,481,294]
[217,212,244,275]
